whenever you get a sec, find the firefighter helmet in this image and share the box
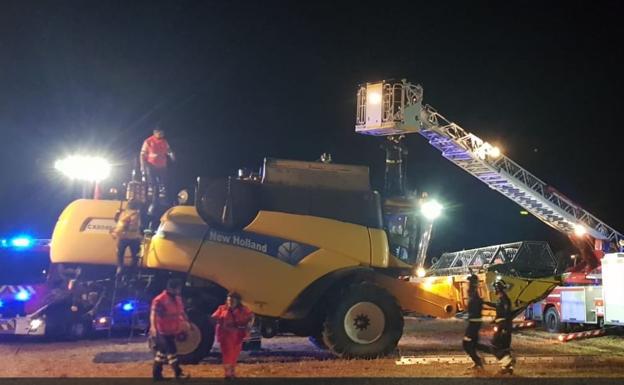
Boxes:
[466,274,479,287]
[492,280,507,293]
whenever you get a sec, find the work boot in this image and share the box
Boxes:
[174,365,190,381]
[152,362,164,382]
[496,367,514,376]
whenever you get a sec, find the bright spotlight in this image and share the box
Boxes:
[55,155,111,182]
[573,224,587,237]
[368,92,382,105]
[489,146,501,158]
[421,200,443,221]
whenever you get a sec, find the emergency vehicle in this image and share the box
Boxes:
[0,236,51,336]
[0,235,149,339]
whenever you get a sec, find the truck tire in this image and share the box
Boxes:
[322,282,403,358]
[176,313,215,364]
[543,307,563,333]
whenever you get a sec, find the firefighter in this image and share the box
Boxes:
[150,278,190,381]
[140,125,175,208]
[110,199,142,276]
[462,273,485,371]
[488,280,516,375]
[211,292,254,379]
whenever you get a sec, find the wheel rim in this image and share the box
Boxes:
[343,301,385,344]
[175,323,202,355]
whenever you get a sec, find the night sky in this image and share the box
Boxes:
[1,0,623,258]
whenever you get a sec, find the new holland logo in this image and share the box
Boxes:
[206,228,318,266]
[277,242,305,264]
[208,230,269,253]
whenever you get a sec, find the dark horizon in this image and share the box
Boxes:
[1,0,622,258]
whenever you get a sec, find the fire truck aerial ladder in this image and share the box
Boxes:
[356,79,624,335]
[355,79,624,277]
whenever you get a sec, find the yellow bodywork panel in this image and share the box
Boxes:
[374,274,457,318]
[368,228,390,268]
[244,211,372,265]
[50,199,128,265]
[144,208,371,317]
[483,271,560,313]
[445,271,560,317]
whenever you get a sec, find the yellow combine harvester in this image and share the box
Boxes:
[50,157,559,362]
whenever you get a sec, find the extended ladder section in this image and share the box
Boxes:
[355,80,624,247]
[428,241,557,278]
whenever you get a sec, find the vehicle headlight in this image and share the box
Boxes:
[30,318,43,330]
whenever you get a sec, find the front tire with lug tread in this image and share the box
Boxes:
[176,313,215,364]
[322,282,403,359]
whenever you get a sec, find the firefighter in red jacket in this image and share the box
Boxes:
[140,125,175,205]
[150,278,190,381]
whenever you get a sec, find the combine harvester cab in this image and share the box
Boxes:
[425,241,561,317]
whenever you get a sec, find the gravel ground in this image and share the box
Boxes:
[1,318,623,378]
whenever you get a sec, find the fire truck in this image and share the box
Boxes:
[526,253,624,333]
[0,235,150,339]
[0,236,51,336]
[355,79,624,335]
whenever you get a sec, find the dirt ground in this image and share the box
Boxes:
[1,318,623,378]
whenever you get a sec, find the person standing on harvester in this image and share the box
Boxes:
[110,199,142,277]
[140,125,175,219]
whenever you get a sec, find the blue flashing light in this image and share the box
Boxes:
[15,290,31,301]
[121,302,135,312]
[0,299,4,308]
[9,236,33,248]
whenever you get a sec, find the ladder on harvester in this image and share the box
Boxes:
[355,80,624,247]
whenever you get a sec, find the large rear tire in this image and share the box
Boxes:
[176,313,215,364]
[322,282,403,358]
